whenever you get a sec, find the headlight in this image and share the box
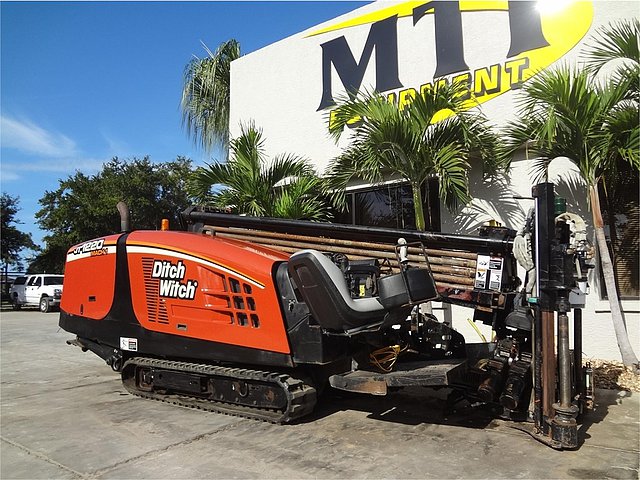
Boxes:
[54,288,62,297]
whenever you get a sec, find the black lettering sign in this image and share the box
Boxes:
[507,1,550,57]
[317,15,402,110]
[413,1,469,78]
[318,1,549,109]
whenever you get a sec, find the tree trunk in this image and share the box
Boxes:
[604,188,618,257]
[412,183,426,231]
[589,185,639,368]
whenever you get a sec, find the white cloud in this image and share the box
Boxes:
[0,171,20,182]
[0,115,107,179]
[0,115,78,157]
[1,157,105,175]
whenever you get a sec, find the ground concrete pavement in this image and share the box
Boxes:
[1,310,638,479]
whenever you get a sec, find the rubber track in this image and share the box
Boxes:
[121,357,317,424]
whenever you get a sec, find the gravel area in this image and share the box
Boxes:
[589,359,640,392]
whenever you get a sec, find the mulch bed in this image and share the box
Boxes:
[589,359,640,392]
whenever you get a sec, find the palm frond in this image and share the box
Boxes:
[582,18,639,75]
[506,66,634,185]
[431,143,471,211]
[265,153,317,189]
[272,176,331,221]
[188,122,329,219]
[600,102,640,172]
[181,39,241,154]
[528,156,553,185]
[187,161,232,203]
[325,81,502,225]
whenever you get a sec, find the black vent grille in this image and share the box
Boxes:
[142,257,169,324]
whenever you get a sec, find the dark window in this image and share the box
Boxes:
[333,179,440,231]
[44,276,64,286]
[599,164,639,300]
[13,277,26,286]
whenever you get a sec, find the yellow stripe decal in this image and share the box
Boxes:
[307,1,509,37]
[126,245,266,289]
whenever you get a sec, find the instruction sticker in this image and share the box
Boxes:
[489,271,503,290]
[489,258,503,270]
[475,255,504,291]
[475,255,490,289]
[488,257,504,291]
[120,337,138,352]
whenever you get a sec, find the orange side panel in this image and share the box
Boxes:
[61,235,120,319]
[126,231,292,354]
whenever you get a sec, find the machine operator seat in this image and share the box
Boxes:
[287,249,387,331]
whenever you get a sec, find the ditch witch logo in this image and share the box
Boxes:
[311,0,593,125]
[151,260,198,300]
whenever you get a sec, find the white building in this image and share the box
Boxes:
[229,1,639,361]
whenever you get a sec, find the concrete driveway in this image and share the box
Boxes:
[1,310,638,479]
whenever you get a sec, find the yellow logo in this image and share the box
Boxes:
[312,0,594,117]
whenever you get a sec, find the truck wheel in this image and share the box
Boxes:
[39,297,51,313]
[12,295,21,310]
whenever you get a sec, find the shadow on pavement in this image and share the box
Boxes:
[577,389,630,447]
[305,385,628,446]
[304,386,499,430]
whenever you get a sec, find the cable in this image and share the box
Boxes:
[466,318,488,343]
[369,344,407,373]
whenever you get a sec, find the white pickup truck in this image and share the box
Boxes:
[10,274,64,313]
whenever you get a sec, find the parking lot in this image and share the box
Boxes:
[1,310,638,479]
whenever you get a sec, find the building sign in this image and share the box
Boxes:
[229,0,628,176]
[310,1,593,119]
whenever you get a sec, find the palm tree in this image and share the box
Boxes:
[188,123,330,221]
[503,65,639,367]
[181,40,241,155]
[325,82,503,231]
[583,18,639,101]
[584,18,640,266]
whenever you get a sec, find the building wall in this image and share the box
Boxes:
[445,156,639,362]
[229,1,639,361]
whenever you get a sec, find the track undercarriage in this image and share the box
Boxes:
[121,357,317,423]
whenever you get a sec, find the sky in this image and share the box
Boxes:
[0,0,366,253]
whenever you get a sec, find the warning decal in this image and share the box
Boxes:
[120,337,138,352]
[475,255,504,291]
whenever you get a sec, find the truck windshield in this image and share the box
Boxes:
[44,276,64,286]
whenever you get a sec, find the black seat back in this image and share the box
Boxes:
[378,268,439,310]
[287,250,385,331]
